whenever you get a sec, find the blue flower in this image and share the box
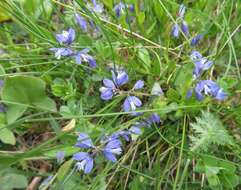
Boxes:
[178,4,186,18]
[73,152,94,174]
[0,80,4,88]
[111,130,131,142]
[49,47,73,59]
[56,28,75,45]
[191,34,203,46]
[113,2,125,17]
[75,14,88,32]
[133,80,144,90]
[0,104,6,113]
[75,48,97,68]
[129,4,135,12]
[148,113,161,125]
[190,51,213,79]
[56,151,65,164]
[194,80,227,101]
[103,139,122,162]
[99,71,129,100]
[91,0,104,13]
[181,21,189,36]
[172,24,179,38]
[75,133,94,149]
[123,95,142,112]
[112,70,129,87]
[129,126,142,135]
[113,2,134,18]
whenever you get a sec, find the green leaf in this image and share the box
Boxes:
[137,12,145,25]
[138,47,151,70]
[190,111,233,152]
[56,159,73,181]
[1,76,56,123]
[0,125,16,145]
[0,7,10,22]
[0,114,15,145]
[0,173,28,190]
[102,0,113,10]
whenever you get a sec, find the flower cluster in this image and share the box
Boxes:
[50,28,97,68]
[171,4,189,38]
[72,113,160,174]
[113,2,134,18]
[187,52,227,101]
[171,4,203,46]
[99,70,144,113]
[49,2,228,177]
[190,51,213,79]
[188,80,227,101]
[170,5,227,101]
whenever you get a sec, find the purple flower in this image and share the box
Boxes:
[112,130,131,142]
[186,88,194,99]
[75,14,88,32]
[129,126,142,135]
[56,28,75,45]
[133,80,144,90]
[113,2,125,17]
[56,151,65,164]
[172,24,179,38]
[99,71,128,100]
[178,4,186,18]
[91,0,104,13]
[181,21,189,36]
[75,133,94,149]
[190,51,213,79]
[73,152,94,174]
[49,48,73,59]
[129,4,135,12]
[194,80,227,101]
[148,113,161,124]
[103,139,122,162]
[112,70,129,87]
[123,96,142,112]
[0,104,6,113]
[75,48,97,68]
[0,80,4,88]
[191,34,203,46]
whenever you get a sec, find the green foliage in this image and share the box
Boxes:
[0,114,15,145]
[0,173,28,190]
[190,111,233,152]
[195,156,239,189]
[0,0,240,189]
[1,76,56,123]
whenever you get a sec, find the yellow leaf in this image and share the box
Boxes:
[0,8,10,23]
[62,119,76,132]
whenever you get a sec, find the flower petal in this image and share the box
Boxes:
[181,21,189,36]
[172,24,179,38]
[84,157,94,174]
[103,79,115,89]
[130,96,142,107]
[103,151,117,162]
[123,97,131,112]
[75,14,88,32]
[133,80,144,90]
[191,34,203,46]
[116,71,129,86]
[129,126,142,135]
[75,133,94,148]
[73,152,89,161]
[100,87,113,100]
